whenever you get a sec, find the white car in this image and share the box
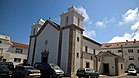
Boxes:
[128,68,137,76]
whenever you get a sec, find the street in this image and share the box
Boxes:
[99,74,139,78]
[62,74,139,78]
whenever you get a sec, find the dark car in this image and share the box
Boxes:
[0,62,14,70]
[76,68,99,78]
[135,67,139,73]
[34,62,64,78]
[12,65,41,78]
[0,65,13,78]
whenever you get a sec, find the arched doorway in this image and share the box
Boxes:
[41,49,49,63]
[128,63,136,69]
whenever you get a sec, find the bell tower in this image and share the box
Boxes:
[60,5,84,76]
[60,5,84,29]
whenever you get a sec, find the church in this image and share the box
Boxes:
[28,6,103,76]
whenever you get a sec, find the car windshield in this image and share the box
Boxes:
[0,66,9,71]
[85,68,95,72]
[25,66,36,70]
[50,64,60,69]
[129,69,135,71]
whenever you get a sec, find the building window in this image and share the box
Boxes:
[33,28,36,35]
[77,37,79,42]
[77,53,79,58]
[15,48,23,53]
[85,46,88,52]
[45,40,48,45]
[137,49,139,53]
[91,56,93,60]
[14,58,21,62]
[121,64,123,69]
[0,41,2,44]
[3,59,6,62]
[78,17,80,26]
[93,49,96,54]
[118,50,122,52]
[86,62,90,68]
[65,16,68,25]
[129,56,134,60]
[128,49,133,53]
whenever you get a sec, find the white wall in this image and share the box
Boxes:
[61,29,69,74]
[34,24,60,65]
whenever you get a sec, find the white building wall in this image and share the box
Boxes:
[83,53,94,69]
[83,39,100,54]
[61,29,69,74]
[34,24,60,64]
[103,57,116,75]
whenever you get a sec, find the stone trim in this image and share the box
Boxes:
[31,37,37,65]
[57,30,63,66]
[62,24,84,31]
[67,27,73,75]
[83,36,101,46]
[27,38,32,63]
[101,46,139,49]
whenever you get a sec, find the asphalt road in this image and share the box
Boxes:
[100,74,139,78]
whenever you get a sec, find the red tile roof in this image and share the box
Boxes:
[11,41,28,49]
[102,40,139,47]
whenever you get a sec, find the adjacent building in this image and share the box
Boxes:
[101,40,139,71]
[0,34,28,66]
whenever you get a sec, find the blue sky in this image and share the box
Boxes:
[0,0,139,44]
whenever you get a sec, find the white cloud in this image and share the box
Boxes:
[96,21,104,27]
[95,17,115,28]
[83,30,96,39]
[119,8,139,25]
[108,32,139,43]
[131,21,139,30]
[78,6,89,21]
[109,8,139,43]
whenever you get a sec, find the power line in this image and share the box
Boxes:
[131,25,139,40]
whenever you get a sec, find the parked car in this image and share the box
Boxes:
[34,62,64,78]
[12,65,41,78]
[128,68,137,76]
[76,68,99,78]
[0,62,14,70]
[135,67,139,73]
[0,65,13,78]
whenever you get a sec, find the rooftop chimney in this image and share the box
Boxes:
[134,39,136,43]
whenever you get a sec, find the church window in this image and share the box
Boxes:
[85,46,88,52]
[77,37,79,42]
[45,40,48,45]
[65,16,68,25]
[0,41,2,44]
[86,62,90,68]
[121,64,123,69]
[78,17,80,26]
[93,49,96,54]
[77,53,79,58]
[91,56,93,60]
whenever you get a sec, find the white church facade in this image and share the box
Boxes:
[28,6,126,76]
[27,6,101,76]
